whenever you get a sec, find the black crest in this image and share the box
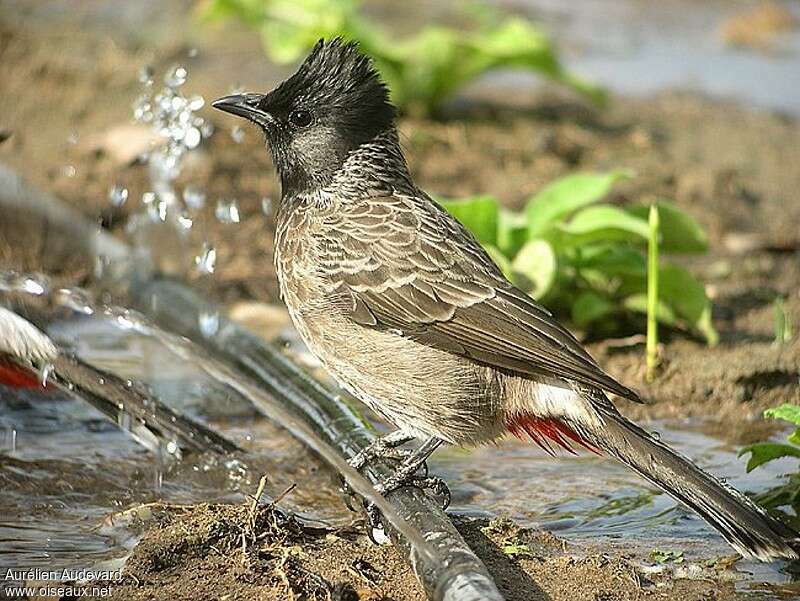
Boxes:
[264,38,396,136]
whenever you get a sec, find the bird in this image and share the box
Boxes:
[213,38,800,561]
[0,305,57,388]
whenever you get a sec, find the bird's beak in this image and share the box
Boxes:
[212,93,273,127]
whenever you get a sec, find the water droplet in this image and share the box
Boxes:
[166,440,179,455]
[188,48,198,58]
[177,212,193,230]
[138,65,155,85]
[20,277,47,296]
[200,121,215,138]
[148,198,169,222]
[164,65,188,88]
[115,313,136,330]
[230,125,245,143]
[61,165,76,178]
[56,287,95,315]
[183,184,206,210]
[651,431,661,441]
[3,427,17,453]
[108,185,129,207]
[261,197,273,215]
[39,363,54,387]
[187,95,204,111]
[199,311,220,337]
[195,244,217,275]
[67,130,79,145]
[183,127,200,150]
[215,198,240,224]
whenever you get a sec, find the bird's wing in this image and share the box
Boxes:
[318,192,640,402]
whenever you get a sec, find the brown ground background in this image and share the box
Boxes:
[1,10,799,601]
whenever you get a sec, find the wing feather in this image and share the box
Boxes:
[320,192,640,402]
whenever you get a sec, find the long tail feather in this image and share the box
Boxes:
[578,407,800,561]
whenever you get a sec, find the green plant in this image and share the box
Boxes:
[439,171,718,344]
[774,296,793,345]
[198,0,605,116]
[649,549,685,565]
[739,404,800,528]
[646,205,660,381]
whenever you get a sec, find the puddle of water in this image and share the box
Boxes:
[495,0,800,116]
[2,311,798,598]
[0,316,348,571]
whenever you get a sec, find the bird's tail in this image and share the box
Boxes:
[575,407,800,561]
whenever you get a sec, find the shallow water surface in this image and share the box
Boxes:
[1,313,798,599]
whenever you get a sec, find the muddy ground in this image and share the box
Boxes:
[89,498,751,601]
[1,10,799,601]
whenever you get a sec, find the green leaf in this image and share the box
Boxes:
[576,245,647,278]
[627,201,708,253]
[765,404,800,427]
[502,543,532,557]
[572,292,616,327]
[439,195,499,245]
[558,204,650,244]
[511,239,557,299]
[658,265,718,346]
[650,549,685,565]
[623,294,678,325]
[484,244,514,280]
[739,442,800,472]
[526,171,631,238]
[497,210,528,257]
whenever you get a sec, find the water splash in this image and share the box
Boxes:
[194,244,217,275]
[0,272,50,296]
[126,64,216,275]
[215,198,240,224]
[183,185,206,210]
[108,185,129,208]
[198,311,220,338]
[230,125,245,144]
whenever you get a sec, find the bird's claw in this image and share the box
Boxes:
[375,472,451,510]
[347,440,413,472]
[361,472,451,544]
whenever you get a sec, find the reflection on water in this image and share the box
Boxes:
[1,312,798,599]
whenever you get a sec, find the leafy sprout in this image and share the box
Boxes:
[198,0,605,116]
[739,404,800,528]
[646,204,660,382]
[438,171,718,345]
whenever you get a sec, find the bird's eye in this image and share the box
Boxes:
[289,109,313,127]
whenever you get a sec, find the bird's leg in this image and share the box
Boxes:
[348,429,415,471]
[361,437,449,540]
[341,430,416,513]
[375,436,450,508]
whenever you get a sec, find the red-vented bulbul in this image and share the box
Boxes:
[213,38,799,561]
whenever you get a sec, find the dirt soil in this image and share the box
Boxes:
[1,11,799,601]
[95,499,748,601]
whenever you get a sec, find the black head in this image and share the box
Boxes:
[213,38,397,196]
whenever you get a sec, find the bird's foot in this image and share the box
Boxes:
[375,472,451,510]
[347,431,414,471]
[363,472,451,543]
